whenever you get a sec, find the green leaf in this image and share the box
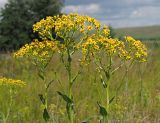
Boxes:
[38,94,45,105]
[43,108,50,121]
[109,96,115,104]
[57,91,73,104]
[81,115,99,123]
[97,103,108,117]
[105,71,110,80]
[46,79,54,90]
[38,72,44,80]
[100,77,107,88]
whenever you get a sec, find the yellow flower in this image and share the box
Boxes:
[33,13,102,42]
[87,26,93,31]
[14,39,58,66]
[33,16,54,39]
[125,36,147,62]
[31,13,147,64]
[102,26,110,36]
[0,77,26,87]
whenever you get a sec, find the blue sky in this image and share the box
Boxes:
[62,0,160,28]
[1,0,160,28]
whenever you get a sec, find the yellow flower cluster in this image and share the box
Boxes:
[101,26,110,37]
[125,36,147,62]
[80,33,130,63]
[117,42,131,60]
[81,35,99,54]
[100,37,124,55]
[14,40,58,65]
[33,16,55,39]
[0,77,26,87]
[33,13,103,40]
[20,13,147,65]
[80,34,99,63]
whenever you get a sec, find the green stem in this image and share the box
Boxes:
[45,82,48,110]
[45,81,49,123]
[125,67,129,94]
[4,88,13,123]
[106,83,110,112]
[107,56,112,111]
[138,63,143,104]
[100,56,112,123]
[67,48,74,123]
[124,60,134,95]
[39,69,50,123]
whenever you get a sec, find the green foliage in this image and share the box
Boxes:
[57,91,73,104]
[0,45,159,122]
[43,108,50,122]
[0,0,64,51]
[108,25,116,38]
[98,103,108,117]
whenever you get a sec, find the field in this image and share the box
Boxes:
[1,20,160,123]
[115,25,160,41]
[0,41,160,123]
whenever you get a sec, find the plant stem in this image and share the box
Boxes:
[104,56,112,123]
[45,81,48,110]
[67,48,74,123]
[100,56,112,123]
[39,69,50,123]
[4,88,13,123]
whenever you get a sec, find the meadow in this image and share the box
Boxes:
[0,42,159,123]
[115,25,160,41]
[0,14,160,123]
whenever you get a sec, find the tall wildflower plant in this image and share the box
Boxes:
[124,36,148,94]
[80,29,147,122]
[14,40,58,122]
[0,77,26,123]
[32,14,103,123]
[14,13,148,122]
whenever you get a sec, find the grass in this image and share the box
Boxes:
[115,25,160,41]
[0,43,160,123]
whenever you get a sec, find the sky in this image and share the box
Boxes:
[1,0,160,28]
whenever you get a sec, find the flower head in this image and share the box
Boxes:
[125,36,147,62]
[14,39,58,66]
[0,77,26,87]
[33,16,55,39]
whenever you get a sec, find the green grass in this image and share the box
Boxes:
[0,44,160,123]
[115,25,160,40]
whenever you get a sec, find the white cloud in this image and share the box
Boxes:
[102,17,160,28]
[62,3,101,15]
[0,0,7,8]
[130,6,160,18]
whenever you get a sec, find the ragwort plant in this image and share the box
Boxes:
[14,40,58,122]
[14,13,102,123]
[14,13,148,123]
[81,33,147,122]
[79,23,147,122]
[32,14,106,123]
[0,77,26,123]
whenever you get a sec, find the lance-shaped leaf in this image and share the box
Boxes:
[57,91,73,104]
[81,115,99,123]
[109,96,115,104]
[38,94,45,105]
[38,72,45,80]
[97,103,108,117]
[43,108,50,122]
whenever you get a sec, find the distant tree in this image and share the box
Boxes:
[0,0,64,51]
[108,25,116,38]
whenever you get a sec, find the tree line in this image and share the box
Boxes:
[0,0,64,51]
